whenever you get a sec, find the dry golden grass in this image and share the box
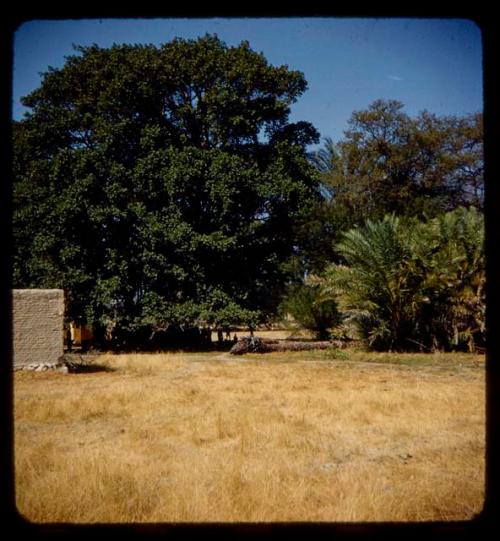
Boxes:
[14,350,485,523]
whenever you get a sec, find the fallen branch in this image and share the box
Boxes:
[229,336,333,355]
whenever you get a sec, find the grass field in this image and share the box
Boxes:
[14,349,485,523]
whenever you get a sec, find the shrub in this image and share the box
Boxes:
[321,208,484,352]
[280,283,340,340]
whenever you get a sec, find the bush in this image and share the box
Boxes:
[280,283,340,340]
[321,208,485,352]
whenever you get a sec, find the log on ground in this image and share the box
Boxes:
[229,336,333,355]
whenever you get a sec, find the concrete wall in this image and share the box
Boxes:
[12,289,64,367]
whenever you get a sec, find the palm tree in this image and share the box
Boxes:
[308,137,339,199]
[309,137,338,173]
[417,207,485,351]
[321,215,421,350]
[320,208,484,352]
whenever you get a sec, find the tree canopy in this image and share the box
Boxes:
[13,35,320,347]
[306,100,484,270]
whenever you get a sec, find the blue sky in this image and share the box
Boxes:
[12,17,483,148]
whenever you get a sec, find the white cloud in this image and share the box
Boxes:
[388,75,403,81]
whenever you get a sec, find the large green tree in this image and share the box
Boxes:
[13,35,320,347]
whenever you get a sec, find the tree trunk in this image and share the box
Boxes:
[229,337,333,355]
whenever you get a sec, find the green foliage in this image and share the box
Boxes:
[321,208,484,352]
[322,214,421,350]
[13,35,320,346]
[333,100,483,219]
[280,283,340,340]
[305,101,484,273]
[414,207,485,351]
